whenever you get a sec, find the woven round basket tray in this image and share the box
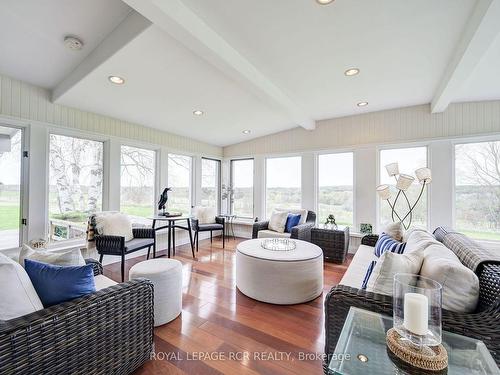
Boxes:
[386,328,448,371]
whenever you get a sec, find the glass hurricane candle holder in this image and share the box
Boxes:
[393,273,442,348]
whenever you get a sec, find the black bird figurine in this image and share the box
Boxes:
[157,187,171,216]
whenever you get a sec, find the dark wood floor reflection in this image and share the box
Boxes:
[103,237,352,375]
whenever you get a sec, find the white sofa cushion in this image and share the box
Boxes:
[268,210,289,233]
[0,252,44,320]
[384,222,404,241]
[257,230,292,239]
[95,212,133,241]
[414,231,480,313]
[19,244,85,267]
[94,275,118,291]
[340,245,378,289]
[366,248,425,296]
[276,208,308,225]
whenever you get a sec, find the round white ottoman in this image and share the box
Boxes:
[236,239,323,304]
[129,259,182,326]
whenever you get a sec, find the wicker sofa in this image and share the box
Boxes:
[252,210,316,241]
[324,227,500,372]
[0,259,154,375]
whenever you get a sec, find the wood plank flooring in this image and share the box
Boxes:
[103,237,352,375]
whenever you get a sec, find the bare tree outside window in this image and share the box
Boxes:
[168,154,192,215]
[231,159,254,218]
[201,158,220,211]
[120,146,155,220]
[455,141,500,240]
[48,134,103,241]
[266,156,302,218]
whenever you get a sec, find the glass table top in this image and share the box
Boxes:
[329,307,500,375]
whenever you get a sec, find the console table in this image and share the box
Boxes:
[311,225,349,263]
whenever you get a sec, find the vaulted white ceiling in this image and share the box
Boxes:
[1,0,499,147]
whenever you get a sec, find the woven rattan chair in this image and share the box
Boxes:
[0,259,154,375]
[252,211,316,241]
[323,228,500,373]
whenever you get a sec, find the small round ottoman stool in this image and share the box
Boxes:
[129,259,183,326]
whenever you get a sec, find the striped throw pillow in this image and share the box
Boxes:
[374,233,406,257]
[361,260,377,289]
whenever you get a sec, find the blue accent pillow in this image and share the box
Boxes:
[361,260,377,289]
[374,233,406,257]
[285,214,301,233]
[24,259,96,307]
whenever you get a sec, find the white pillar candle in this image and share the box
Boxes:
[404,293,428,335]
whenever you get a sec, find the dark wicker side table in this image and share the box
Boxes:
[311,225,350,263]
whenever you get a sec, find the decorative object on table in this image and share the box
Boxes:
[360,223,372,234]
[377,162,432,230]
[29,238,47,249]
[260,238,296,251]
[221,183,235,210]
[324,214,337,229]
[386,273,447,371]
[157,187,172,216]
[311,225,349,263]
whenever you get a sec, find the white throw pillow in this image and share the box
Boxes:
[95,213,134,241]
[0,252,44,320]
[19,244,86,267]
[404,228,438,253]
[192,206,216,224]
[276,208,308,225]
[384,222,404,241]
[420,243,479,313]
[366,248,424,296]
[268,210,289,233]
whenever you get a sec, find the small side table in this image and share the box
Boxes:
[220,214,236,240]
[311,225,349,263]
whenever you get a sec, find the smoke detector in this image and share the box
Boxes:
[64,36,84,51]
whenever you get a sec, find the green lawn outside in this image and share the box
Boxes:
[0,204,20,230]
[461,230,500,241]
[121,205,153,218]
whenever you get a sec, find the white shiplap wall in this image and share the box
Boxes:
[224,102,500,156]
[0,74,222,157]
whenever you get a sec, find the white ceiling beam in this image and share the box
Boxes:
[122,0,316,130]
[431,0,500,113]
[52,11,151,102]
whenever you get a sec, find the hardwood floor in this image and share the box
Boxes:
[103,237,352,375]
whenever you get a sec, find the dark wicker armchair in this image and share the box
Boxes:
[323,228,500,372]
[252,211,316,241]
[96,227,156,282]
[0,259,154,375]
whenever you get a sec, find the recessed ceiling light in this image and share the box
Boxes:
[108,75,125,85]
[242,130,251,134]
[357,101,369,107]
[64,35,84,51]
[193,110,204,116]
[316,0,334,4]
[344,68,360,76]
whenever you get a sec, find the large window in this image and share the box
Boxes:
[48,134,103,241]
[167,154,192,216]
[120,146,156,219]
[230,159,254,218]
[318,152,354,226]
[266,156,302,218]
[455,140,500,241]
[379,147,428,228]
[201,158,221,212]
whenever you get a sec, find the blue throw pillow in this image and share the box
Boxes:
[361,260,377,289]
[285,214,301,233]
[374,233,406,257]
[24,259,96,307]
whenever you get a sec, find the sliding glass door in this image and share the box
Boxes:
[0,125,23,250]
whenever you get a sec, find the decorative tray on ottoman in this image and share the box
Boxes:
[260,238,296,251]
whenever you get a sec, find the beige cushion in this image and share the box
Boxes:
[257,230,291,239]
[417,236,479,313]
[95,213,133,241]
[366,248,424,296]
[0,252,44,320]
[384,222,404,241]
[340,245,378,288]
[192,206,216,224]
[94,275,118,291]
[19,244,85,267]
[404,228,438,253]
[268,210,288,233]
[276,208,308,225]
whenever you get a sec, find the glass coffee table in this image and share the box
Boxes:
[328,307,499,375]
